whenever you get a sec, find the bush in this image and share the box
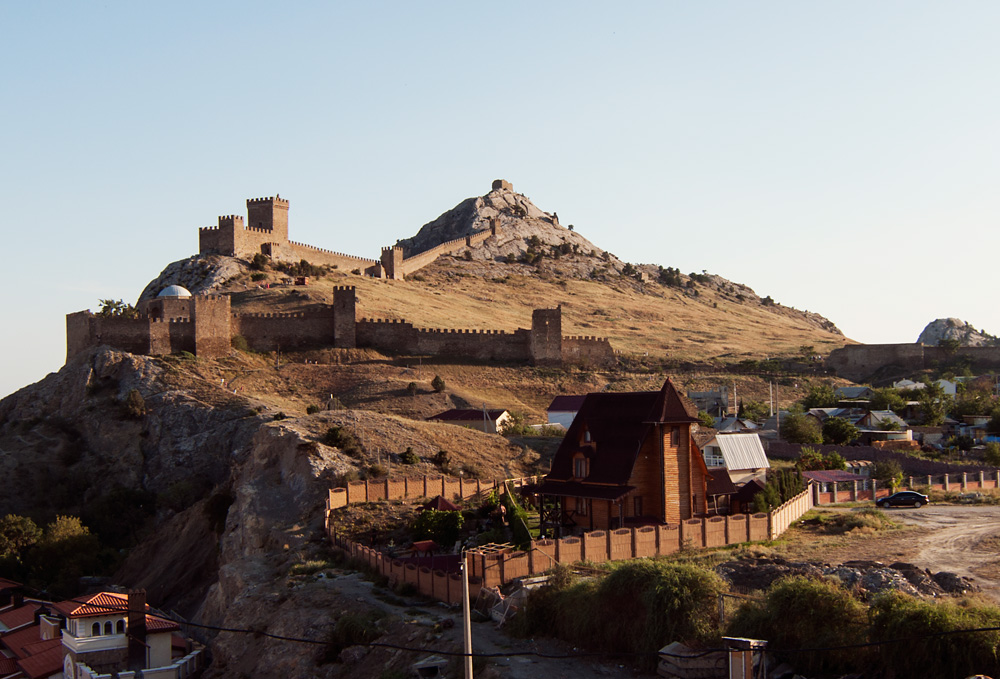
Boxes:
[399,448,419,465]
[324,426,364,458]
[273,412,287,421]
[250,253,269,271]
[727,576,868,675]
[121,389,146,419]
[250,272,267,281]
[432,450,450,471]
[431,375,446,393]
[512,561,725,670]
[985,442,1000,467]
[406,382,417,396]
[323,611,386,663]
[231,335,249,352]
[412,509,463,547]
[367,464,388,478]
[306,404,320,415]
[869,592,1000,677]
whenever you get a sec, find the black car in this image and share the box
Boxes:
[877,491,929,508]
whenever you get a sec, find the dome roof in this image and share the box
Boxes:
[157,285,192,298]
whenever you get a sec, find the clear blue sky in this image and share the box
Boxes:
[3,1,999,398]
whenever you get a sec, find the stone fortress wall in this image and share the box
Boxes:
[67,293,615,368]
[68,182,614,367]
[199,188,503,280]
[826,343,1000,381]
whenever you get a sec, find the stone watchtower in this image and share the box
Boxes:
[530,307,562,366]
[380,246,404,280]
[246,194,289,242]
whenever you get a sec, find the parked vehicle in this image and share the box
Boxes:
[878,491,929,508]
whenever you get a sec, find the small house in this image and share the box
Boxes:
[546,395,587,429]
[427,409,512,434]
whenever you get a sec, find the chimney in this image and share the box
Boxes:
[127,589,147,671]
[13,591,23,608]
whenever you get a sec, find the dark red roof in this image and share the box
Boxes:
[706,473,738,496]
[547,395,587,412]
[1,624,45,658]
[16,639,61,679]
[0,602,43,631]
[802,470,865,484]
[0,656,17,675]
[53,591,130,618]
[545,378,697,487]
[428,409,507,422]
[734,478,766,503]
[421,495,459,512]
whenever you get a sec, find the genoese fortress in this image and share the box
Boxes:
[67,184,615,368]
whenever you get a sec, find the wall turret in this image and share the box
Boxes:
[246,194,289,242]
[380,245,404,280]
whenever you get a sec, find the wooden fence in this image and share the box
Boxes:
[326,474,540,512]
[327,481,815,603]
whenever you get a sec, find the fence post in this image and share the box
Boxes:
[979,471,985,488]
[907,477,913,490]
[944,474,950,491]
[927,475,933,488]
[962,472,968,491]
[852,481,858,502]
[423,475,429,497]
[364,480,371,502]
[812,482,821,506]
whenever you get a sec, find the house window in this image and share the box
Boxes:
[575,497,587,515]
[633,496,643,517]
[116,620,125,634]
[104,621,113,635]
[583,429,591,443]
[671,427,680,446]
[574,456,587,479]
[92,622,101,636]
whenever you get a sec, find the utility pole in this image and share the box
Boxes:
[461,557,474,679]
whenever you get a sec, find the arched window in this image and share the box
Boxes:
[116,620,125,634]
[104,621,113,635]
[92,622,101,636]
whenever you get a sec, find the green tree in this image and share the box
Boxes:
[412,510,463,547]
[801,384,838,409]
[985,442,1000,467]
[822,417,860,445]
[30,516,102,598]
[951,387,996,418]
[918,381,948,425]
[0,515,41,559]
[870,387,906,412]
[96,299,138,319]
[871,460,904,492]
[739,399,770,423]
[780,412,823,444]
[797,447,847,471]
[431,375,446,393]
[697,411,715,428]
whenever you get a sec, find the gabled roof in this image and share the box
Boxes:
[421,495,459,512]
[427,409,508,422]
[706,473,737,496]
[0,656,17,676]
[835,386,874,399]
[1,624,47,658]
[714,434,770,471]
[802,470,865,483]
[545,378,696,487]
[52,591,130,618]
[734,478,766,503]
[547,395,587,412]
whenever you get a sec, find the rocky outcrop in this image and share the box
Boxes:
[917,318,997,347]
[395,181,622,267]
[138,254,247,303]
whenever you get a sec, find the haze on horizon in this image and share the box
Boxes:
[3,1,999,398]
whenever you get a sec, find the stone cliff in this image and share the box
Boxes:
[917,318,998,347]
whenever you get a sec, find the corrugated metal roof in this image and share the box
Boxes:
[715,433,770,471]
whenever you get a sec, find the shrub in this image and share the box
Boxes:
[985,442,1000,467]
[411,509,463,547]
[323,611,385,663]
[121,389,146,419]
[250,253,269,271]
[727,576,868,675]
[431,375,446,393]
[432,450,450,471]
[273,412,287,421]
[323,426,364,458]
[869,592,1000,678]
[367,464,389,478]
[250,272,267,281]
[399,447,419,465]
[306,404,320,415]
[406,382,417,396]
[231,335,249,352]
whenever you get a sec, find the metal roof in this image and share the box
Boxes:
[714,433,770,471]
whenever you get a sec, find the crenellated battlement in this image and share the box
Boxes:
[247,195,289,206]
[564,335,610,342]
[235,311,314,320]
[287,240,377,264]
[151,317,192,324]
[333,286,356,292]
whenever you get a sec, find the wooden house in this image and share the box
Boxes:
[533,379,709,531]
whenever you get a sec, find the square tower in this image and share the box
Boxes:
[246,194,289,242]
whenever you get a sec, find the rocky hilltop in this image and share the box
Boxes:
[918,318,998,347]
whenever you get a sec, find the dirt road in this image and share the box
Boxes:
[881,504,1000,601]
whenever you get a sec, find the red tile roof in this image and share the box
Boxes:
[146,615,179,633]
[16,639,61,679]
[0,602,43,631]
[428,409,507,422]
[421,495,459,512]
[0,656,18,675]
[1,624,45,658]
[0,579,20,591]
[53,591,130,618]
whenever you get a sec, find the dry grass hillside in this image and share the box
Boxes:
[229,254,850,365]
